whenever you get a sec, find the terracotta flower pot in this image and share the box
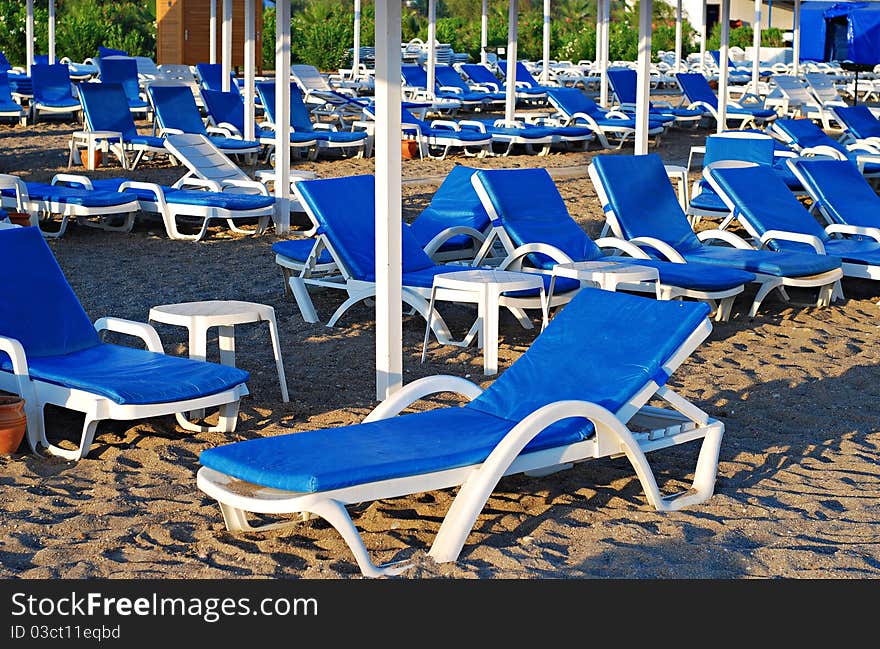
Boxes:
[401,140,420,160]
[6,211,32,227]
[77,148,103,169]
[0,395,27,455]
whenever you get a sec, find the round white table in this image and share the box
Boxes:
[550,260,661,302]
[148,300,290,405]
[422,269,547,376]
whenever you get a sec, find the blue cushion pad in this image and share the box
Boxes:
[272,238,334,265]
[399,265,580,296]
[127,134,166,148]
[210,136,260,150]
[200,406,590,492]
[683,246,842,277]
[1,343,249,405]
[311,131,368,143]
[823,239,880,266]
[87,179,274,209]
[1,183,134,208]
[689,186,727,212]
[624,258,755,290]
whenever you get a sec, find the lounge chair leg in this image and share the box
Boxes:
[749,278,783,318]
[714,296,735,322]
[175,399,241,434]
[41,416,100,462]
[218,503,301,532]
[831,280,845,303]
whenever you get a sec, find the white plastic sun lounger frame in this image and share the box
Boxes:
[197,321,723,577]
[0,318,248,462]
[471,174,743,323]
[704,159,879,285]
[0,173,140,238]
[589,162,843,318]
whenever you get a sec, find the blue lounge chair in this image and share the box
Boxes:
[704,161,880,286]
[496,59,552,102]
[30,63,82,124]
[76,82,168,171]
[0,226,249,461]
[469,166,754,321]
[546,86,666,149]
[787,158,880,246]
[201,88,317,160]
[687,131,804,227]
[197,284,724,577]
[147,83,261,157]
[830,104,880,147]
[195,62,240,93]
[606,67,703,127]
[675,72,777,129]
[0,172,141,238]
[98,46,129,59]
[588,153,843,317]
[769,118,880,181]
[434,63,505,109]
[97,56,150,117]
[401,63,490,111]
[459,62,546,103]
[708,50,754,85]
[254,81,368,160]
[0,71,25,125]
[287,174,578,332]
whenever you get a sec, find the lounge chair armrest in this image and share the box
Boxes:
[94,317,164,353]
[51,173,94,189]
[696,229,756,249]
[363,375,484,423]
[159,128,185,136]
[422,226,486,259]
[438,85,463,94]
[825,224,880,242]
[400,123,421,136]
[758,230,826,253]
[457,120,487,133]
[0,335,30,382]
[593,236,653,259]
[846,141,880,155]
[214,122,243,138]
[311,123,337,132]
[172,177,224,192]
[628,237,688,263]
[496,242,573,271]
[220,179,271,196]
[603,110,631,120]
[799,145,848,160]
[429,119,460,131]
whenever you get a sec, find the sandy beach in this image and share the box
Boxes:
[1,112,879,580]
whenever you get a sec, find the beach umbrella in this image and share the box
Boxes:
[503,0,518,124]
[244,0,256,140]
[792,0,801,75]
[353,0,362,79]
[211,0,218,64]
[274,0,292,237]
[48,0,55,64]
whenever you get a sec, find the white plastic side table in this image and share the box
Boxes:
[148,300,290,405]
[550,261,661,302]
[421,269,547,376]
[68,130,123,170]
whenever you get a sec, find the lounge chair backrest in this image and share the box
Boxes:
[468,284,710,421]
[409,165,489,247]
[78,83,138,138]
[0,51,11,72]
[707,164,829,247]
[434,64,468,91]
[97,57,141,104]
[148,83,208,136]
[196,63,238,93]
[163,132,249,183]
[790,158,879,228]
[473,167,603,268]
[772,75,817,105]
[590,153,704,252]
[460,63,501,88]
[255,81,314,132]
[833,104,880,139]
[676,72,717,108]
[773,117,848,155]
[201,88,245,132]
[290,64,334,93]
[547,86,602,119]
[497,60,537,87]
[401,64,430,90]
[0,227,100,357]
[607,67,637,104]
[31,63,74,104]
[294,175,436,280]
[0,71,14,101]
[99,46,128,59]
[704,132,775,167]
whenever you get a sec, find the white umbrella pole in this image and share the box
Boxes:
[211,0,218,64]
[675,0,682,72]
[353,0,362,80]
[222,0,232,92]
[792,0,801,76]
[48,0,55,64]
[718,0,730,133]
[481,0,489,65]
[504,0,518,124]
[427,0,436,97]
[598,0,609,108]
[752,0,762,92]
[700,0,707,72]
[26,0,34,74]
[541,0,551,85]
[374,0,403,401]
[274,0,291,235]
[244,0,255,141]
[635,0,653,155]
